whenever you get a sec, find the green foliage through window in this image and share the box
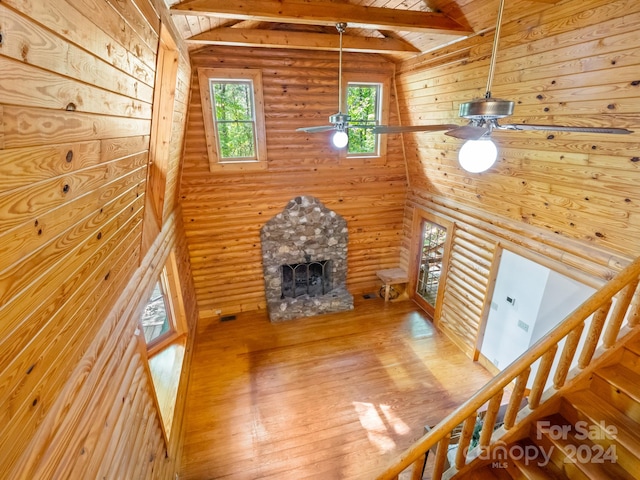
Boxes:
[347,83,380,155]
[210,80,257,159]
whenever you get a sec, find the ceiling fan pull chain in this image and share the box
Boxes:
[485,0,506,98]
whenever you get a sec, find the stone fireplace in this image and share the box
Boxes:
[261,196,353,322]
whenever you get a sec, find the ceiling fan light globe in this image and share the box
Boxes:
[458,139,497,173]
[332,130,349,148]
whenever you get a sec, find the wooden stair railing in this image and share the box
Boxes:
[376,255,640,480]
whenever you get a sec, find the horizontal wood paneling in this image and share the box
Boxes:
[438,227,497,357]
[1,0,194,478]
[397,0,640,354]
[398,0,640,261]
[180,45,408,317]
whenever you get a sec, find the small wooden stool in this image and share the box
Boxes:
[376,268,409,301]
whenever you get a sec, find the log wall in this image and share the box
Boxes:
[0,0,195,478]
[397,0,640,353]
[180,46,408,318]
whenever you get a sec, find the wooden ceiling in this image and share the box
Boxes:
[166,0,562,60]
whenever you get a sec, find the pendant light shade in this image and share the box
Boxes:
[458,138,498,173]
[331,130,349,148]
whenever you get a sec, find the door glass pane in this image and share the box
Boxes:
[417,221,447,307]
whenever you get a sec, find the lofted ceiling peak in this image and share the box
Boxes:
[167,0,565,59]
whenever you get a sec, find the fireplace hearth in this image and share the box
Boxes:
[261,196,353,322]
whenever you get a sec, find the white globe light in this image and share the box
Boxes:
[458,138,498,173]
[331,130,349,148]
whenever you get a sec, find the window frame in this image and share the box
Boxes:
[198,68,268,173]
[341,72,390,160]
[408,209,454,323]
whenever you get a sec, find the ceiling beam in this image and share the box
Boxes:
[187,28,422,53]
[171,0,473,35]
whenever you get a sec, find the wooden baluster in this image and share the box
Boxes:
[410,455,425,480]
[479,391,504,449]
[503,368,530,430]
[578,301,611,368]
[554,323,585,389]
[455,415,477,470]
[528,345,557,409]
[431,434,452,480]
[603,278,640,347]
[624,279,640,328]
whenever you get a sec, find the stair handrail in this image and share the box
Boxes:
[376,255,640,480]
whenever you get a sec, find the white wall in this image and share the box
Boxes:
[481,250,595,371]
[532,270,595,344]
[481,251,549,369]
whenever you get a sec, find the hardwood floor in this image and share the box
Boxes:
[180,297,494,479]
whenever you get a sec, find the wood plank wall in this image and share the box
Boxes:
[437,226,498,357]
[180,46,408,318]
[396,0,640,353]
[0,0,194,478]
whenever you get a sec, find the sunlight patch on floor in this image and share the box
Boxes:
[379,404,411,435]
[353,402,410,453]
[407,313,436,339]
[378,351,417,390]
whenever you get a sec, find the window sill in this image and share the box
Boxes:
[338,155,386,166]
[209,160,268,173]
[148,337,186,440]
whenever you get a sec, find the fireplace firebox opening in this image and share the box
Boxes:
[281,260,331,299]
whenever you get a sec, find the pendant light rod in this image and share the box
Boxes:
[485,0,506,98]
[336,22,347,112]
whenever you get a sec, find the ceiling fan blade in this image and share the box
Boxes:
[498,124,634,135]
[444,125,491,140]
[296,125,336,133]
[372,124,458,134]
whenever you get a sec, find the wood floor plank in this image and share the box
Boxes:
[180,297,494,479]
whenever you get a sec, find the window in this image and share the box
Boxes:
[346,83,381,155]
[198,68,267,172]
[138,251,189,441]
[140,262,185,353]
[342,72,390,159]
[141,277,172,345]
[211,80,257,159]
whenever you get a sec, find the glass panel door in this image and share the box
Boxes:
[416,221,447,309]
